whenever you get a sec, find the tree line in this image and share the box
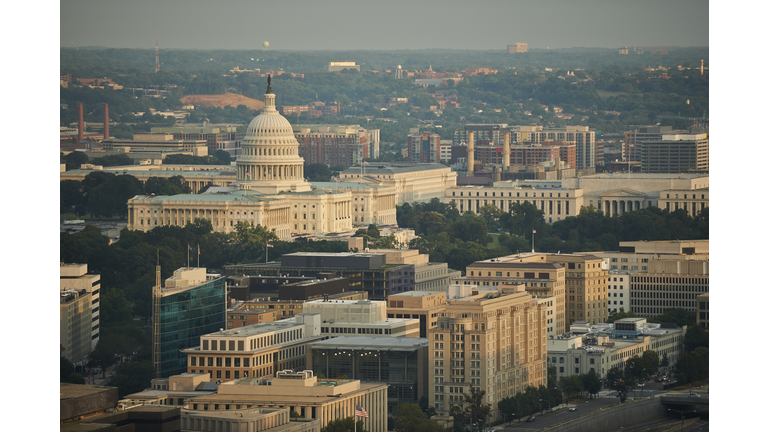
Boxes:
[398,199,708,274]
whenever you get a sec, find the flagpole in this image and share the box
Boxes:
[187,245,190,269]
[532,229,535,253]
[266,241,269,263]
[197,244,200,268]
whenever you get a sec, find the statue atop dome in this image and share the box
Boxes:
[266,74,273,94]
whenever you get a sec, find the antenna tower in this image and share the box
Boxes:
[155,40,160,73]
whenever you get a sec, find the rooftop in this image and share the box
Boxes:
[389,290,446,297]
[310,336,429,350]
[132,190,281,203]
[60,384,114,401]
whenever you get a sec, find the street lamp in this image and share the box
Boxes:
[539,398,550,415]
[668,408,696,431]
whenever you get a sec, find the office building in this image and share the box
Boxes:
[606,271,631,315]
[561,173,708,216]
[407,130,441,163]
[590,240,709,272]
[387,291,448,338]
[363,248,461,293]
[153,267,227,378]
[696,293,709,330]
[61,383,181,431]
[547,318,686,380]
[181,313,323,381]
[183,407,320,432]
[233,291,367,322]
[150,126,245,155]
[445,181,584,224]
[187,369,388,432]
[101,134,209,157]
[641,133,709,173]
[629,258,709,318]
[507,43,528,54]
[304,299,420,338]
[224,252,416,300]
[60,263,101,362]
[340,162,457,205]
[429,285,547,424]
[328,62,360,72]
[309,336,429,413]
[657,188,709,216]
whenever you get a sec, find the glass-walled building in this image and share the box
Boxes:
[308,336,428,413]
[153,267,226,378]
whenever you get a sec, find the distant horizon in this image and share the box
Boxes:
[61,45,709,52]
[61,0,709,51]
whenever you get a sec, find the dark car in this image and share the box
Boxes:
[527,416,535,422]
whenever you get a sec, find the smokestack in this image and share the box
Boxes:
[77,103,84,143]
[103,104,109,140]
[467,131,475,177]
[503,130,510,171]
[700,59,704,75]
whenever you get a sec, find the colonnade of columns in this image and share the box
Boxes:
[602,199,646,217]
[238,163,304,181]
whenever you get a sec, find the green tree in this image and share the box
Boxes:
[683,323,709,353]
[417,396,437,419]
[674,347,708,384]
[61,180,87,214]
[393,402,443,432]
[64,151,89,170]
[305,163,333,181]
[606,311,638,323]
[649,308,696,327]
[503,201,547,239]
[559,375,583,401]
[107,359,155,397]
[641,350,660,379]
[320,417,368,432]
[213,149,233,164]
[60,356,85,384]
[605,366,636,403]
[582,369,602,398]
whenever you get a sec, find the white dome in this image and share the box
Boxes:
[245,110,293,137]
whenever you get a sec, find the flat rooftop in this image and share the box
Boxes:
[389,290,446,297]
[310,336,429,349]
[60,384,114,400]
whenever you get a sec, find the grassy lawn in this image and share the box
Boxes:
[488,232,501,246]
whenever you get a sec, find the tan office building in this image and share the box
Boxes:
[387,291,449,338]
[188,370,388,432]
[428,285,547,423]
[461,259,566,336]
[630,258,709,318]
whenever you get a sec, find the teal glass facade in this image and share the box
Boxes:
[158,277,226,378]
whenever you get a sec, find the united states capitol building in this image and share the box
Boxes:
[125,80,405,239]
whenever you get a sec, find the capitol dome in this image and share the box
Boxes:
[234,77,311,194]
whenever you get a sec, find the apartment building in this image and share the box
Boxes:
[294,126,375,166]
[407,130,441,163]
[606,271,631,315]
[428,285,547,423]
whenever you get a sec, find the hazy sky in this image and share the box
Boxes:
[60,0,708,51]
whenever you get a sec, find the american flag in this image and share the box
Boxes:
[266,244,273,248]
[355,405,369,418]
